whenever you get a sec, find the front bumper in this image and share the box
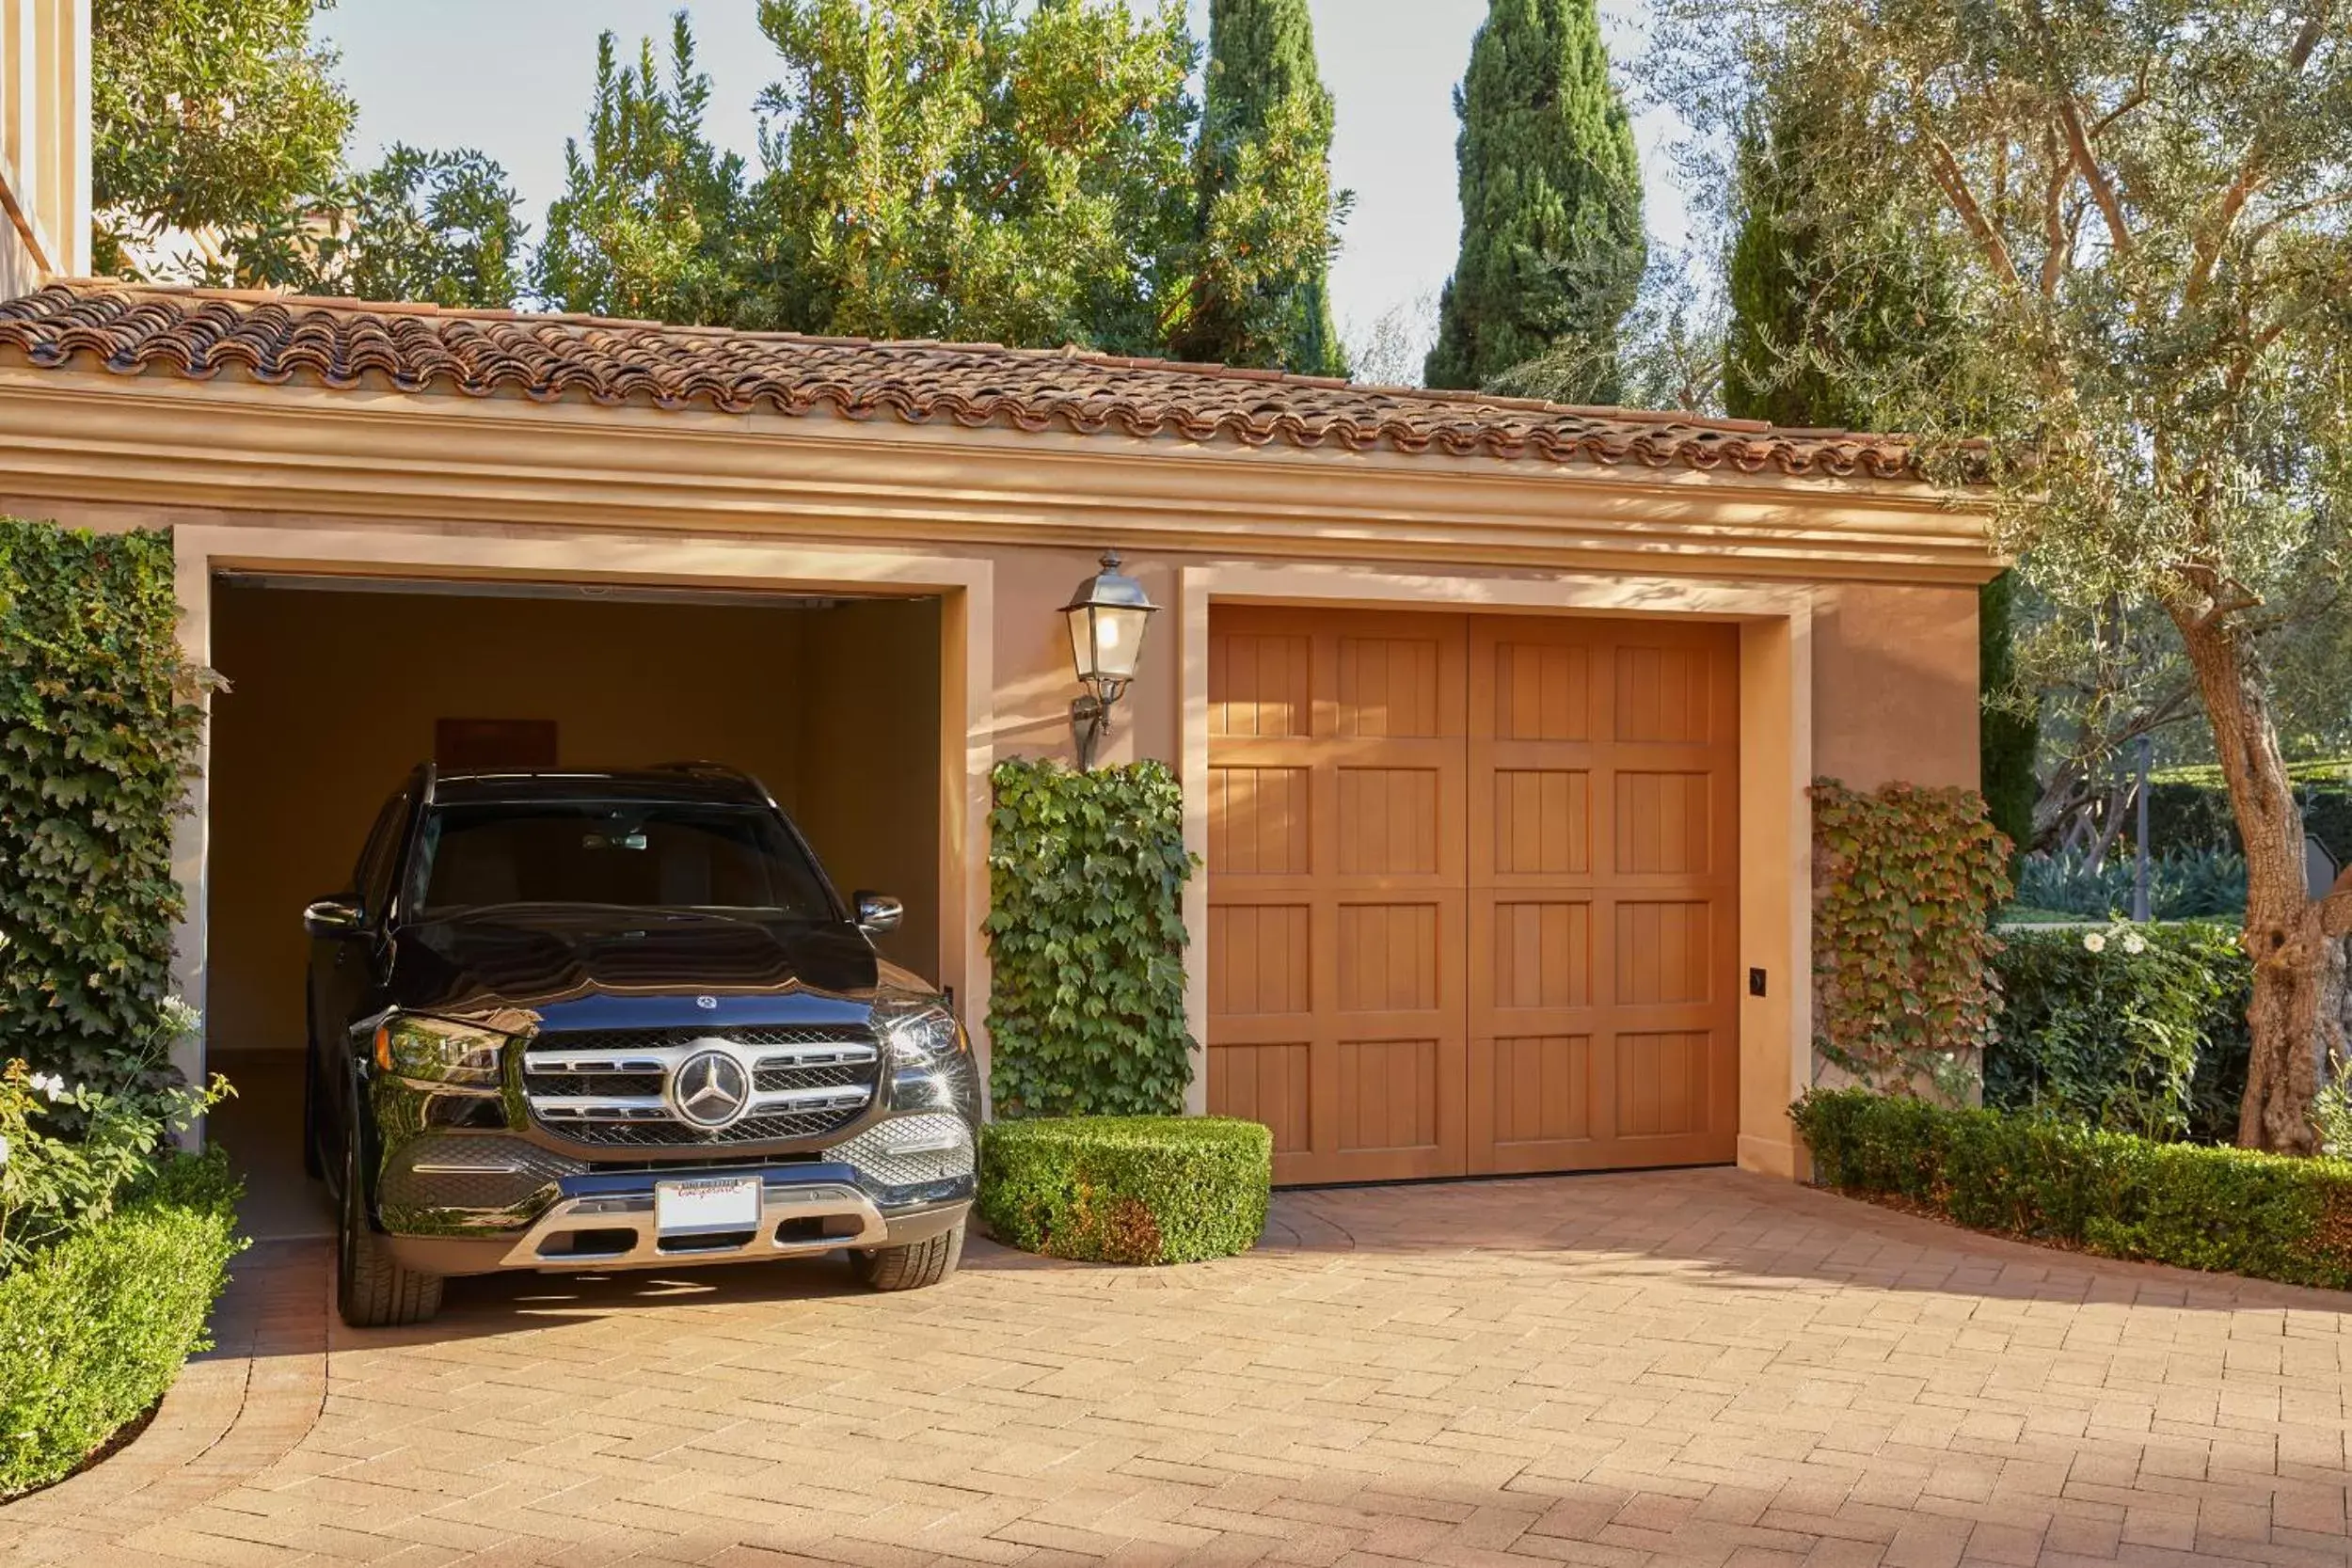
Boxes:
[383,1162,973,1276]
[373,1109,978,1275]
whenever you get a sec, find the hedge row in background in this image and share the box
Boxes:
[1988,922,2251,1144]
[977,1117,1270,1265]
[984,759,1198,1117]
[2142,776,2352,868]
[1793,1088,2352,1290]
[0,520,206,1093]
[0,1151,245,1498]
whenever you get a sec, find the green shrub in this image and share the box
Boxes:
[977,1116,1269,1264]
[1986,922,2246,1140]
[1792,1088,2352,1290]
[0,1149,245,1498]
[0,520,206,1095]
[984,759,1198,1117]
[0,1047,230,1270]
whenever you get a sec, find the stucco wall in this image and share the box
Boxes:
[794,595,943,983]
[1809,582,1983,790]
[206,582,942,1054]
[988,556,1986,800]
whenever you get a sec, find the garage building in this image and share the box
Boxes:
[0,281,1995,1191]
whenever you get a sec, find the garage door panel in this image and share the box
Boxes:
[1206,1042,1313,1156]
[1488,633,1599,742]
[1335,767,1448,878]
[1612,770,1716,876]
[1336,901,1445,1014]
[1337,635,1446,738]
[1466,614,1739,1177]
[1207,765,1311,876]
[1211,630,1311,738]
[1613,643,1718,744]
[1486,1034,1596,1145]
[1212,607,1729,1186]
[1613,900,1713,1006]
[1488,768,1593,878]
[1208,903,1312,1019]
[1489,899,1594,1011]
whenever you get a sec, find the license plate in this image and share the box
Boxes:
[655,1175,762,1236]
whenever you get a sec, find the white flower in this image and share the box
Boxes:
[30,1071,69,1102]
[2121,931,2148,956]
[2082,931,2107,954]
[0,1133,9,1165]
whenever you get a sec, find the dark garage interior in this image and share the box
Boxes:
[200,574,944,1238]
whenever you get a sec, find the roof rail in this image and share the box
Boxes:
[649,760,748,778]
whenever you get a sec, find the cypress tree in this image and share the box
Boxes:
[1724,61,2039,854]
[1175,0,1348,375]
[1423,0,1645,398]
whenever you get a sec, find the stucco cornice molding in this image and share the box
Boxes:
[0,368,2004,585]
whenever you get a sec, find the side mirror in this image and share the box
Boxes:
[304,896,364,938]
[854,892,903,935]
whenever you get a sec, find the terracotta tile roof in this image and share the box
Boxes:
[0,282,1924,480]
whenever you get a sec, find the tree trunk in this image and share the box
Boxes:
[2169,603,2343,1153]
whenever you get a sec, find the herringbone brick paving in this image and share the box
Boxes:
[3,1168,2345,1567]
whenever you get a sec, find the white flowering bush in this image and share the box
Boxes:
[0,1000,230,1275]
[1987,922,2246,1141]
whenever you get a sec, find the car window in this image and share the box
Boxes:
[406,801,836,919]
[351,791,410,922]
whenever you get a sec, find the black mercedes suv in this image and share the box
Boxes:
[303,764,979,1327]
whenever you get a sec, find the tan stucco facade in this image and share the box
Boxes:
[0,364,1996,1179]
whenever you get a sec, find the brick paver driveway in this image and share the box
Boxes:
[3,1169,2346,1568]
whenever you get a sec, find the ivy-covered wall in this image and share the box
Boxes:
[983,758,1197,1117]
[0,520,203,1089]
[1810,777,2013,1100]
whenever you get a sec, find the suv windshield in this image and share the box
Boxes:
[406,800,835,919]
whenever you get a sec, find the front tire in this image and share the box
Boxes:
[336,1116,442,1328]
[850,1221,965,1291]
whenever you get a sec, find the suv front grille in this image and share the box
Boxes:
[520,1024,881,1148]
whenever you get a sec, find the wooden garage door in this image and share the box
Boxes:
[1207,608,1738,1186]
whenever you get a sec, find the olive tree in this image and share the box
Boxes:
[1651,0,2352,1150]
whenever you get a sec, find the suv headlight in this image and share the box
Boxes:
[869,994,964,1070]
[373,1014,505,1086]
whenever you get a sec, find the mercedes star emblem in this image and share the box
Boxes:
[695,994,719,1010]
[669,1047,751,1131]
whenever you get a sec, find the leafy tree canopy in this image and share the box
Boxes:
[1651,0,2352,1151]
[751,0,1198,349]
[92,0,354,274]
[93,0,526,306]
[532,17,755,325]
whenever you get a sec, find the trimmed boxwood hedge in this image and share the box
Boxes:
[1792,1088,2352,1290]
[977,1117,1270,1264]
[0,1150,245,1499]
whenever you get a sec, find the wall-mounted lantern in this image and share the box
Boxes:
[1061,549,1158,769]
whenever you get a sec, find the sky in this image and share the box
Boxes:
[313,1,1694,355]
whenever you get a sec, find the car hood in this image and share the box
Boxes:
[382,908,889,1028]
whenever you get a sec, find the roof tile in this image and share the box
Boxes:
[0,282,1924,480]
